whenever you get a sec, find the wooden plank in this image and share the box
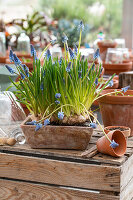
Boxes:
[120,178,133,200]
[0,179,119,200]
[0,152,120,192]
[93,154,127,166]
[120,154,133,192]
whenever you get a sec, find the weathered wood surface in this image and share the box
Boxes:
[0,126,132,199]
[0,152,120,192]
[119,71,133,89]
[120,178,133,200]
[0,179,120,200]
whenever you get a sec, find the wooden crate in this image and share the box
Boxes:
[0,129,132,200]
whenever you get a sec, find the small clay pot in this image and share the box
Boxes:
[104,126,131,137]
[0,56,6,63]
[96,130,127,157]
[103,61,132,75]
[97,41,117,61]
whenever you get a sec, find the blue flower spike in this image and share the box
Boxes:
[50,39,57,45]
[78,70,82,78]
[44,119,50,126]
[55,93,61,99]
[90,122,97,129]
[5,65,16,74]
[46,49,52,61]
[9,49,14,62]
[95,77,98,86]
[22,64,29,77]
[35,123,43,131]
[74,44,78,56]
[30,44,38,61]
[78,20,84,31]
[108,80,114,87]
[55,100,60,104]
[66,62,71,72]
[69,48,75,60]
[20,72,25,80]
[62,35,68,44]
[26,120,36,125]
[93,49,100,60]
[121,85,130,93]
[110,140,119,149]
[58,111,64,120]
[59,57,62,66]
[13,54,21,65]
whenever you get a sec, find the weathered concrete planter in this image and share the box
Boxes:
[21,116,93,150]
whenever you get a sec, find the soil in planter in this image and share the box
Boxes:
[107,127,129,131]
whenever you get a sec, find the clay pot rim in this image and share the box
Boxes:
[103,62,132,69]
[104,126,131,137]
[21,116,93,130]
[104,125,130,131]
[98,89,133,104]
[97,41,117,47]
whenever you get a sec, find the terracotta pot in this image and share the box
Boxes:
[104,126,131,137]
[98,89,133,136]
[97,130,127,157]
[103,61,132,75]
[93,78,119,106]
[0,56,6,63]
[14,52,32,59]
[97,41,117,61]
[21,116,93,150]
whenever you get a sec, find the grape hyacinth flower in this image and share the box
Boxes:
[110,140,119,149]
[100,67,103,74]
[58,111,64,120]
[92,63,95,70]
[93,49,100,60]
[55,93,61,99]
[59,57,62,66]
[90,122,97,129]
[74,44,78,56]
[20,72,25,80]
[22,64,29,77]
[13,54,21,65]
[55,100,60,104]
[35,123,42,131]
[121,85,130,93]
[78,20,84,31]
[66,62,71,72]
[9,49,14,62]
[5,65,16,74]
[108,80,114,87]
[46,49,52,61]
[30,44,38,61]
[95,77,98,86]
[26,120,37,125]
[50,39,57,45]
[78,70,82,78]
[62,35,68,44]
[40,82,44,91]
[69,48,75,60]
[44,119,50,126]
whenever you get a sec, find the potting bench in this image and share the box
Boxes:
[0,125,132,200]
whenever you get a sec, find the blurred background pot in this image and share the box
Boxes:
[98,89,133,136]
[104,126,131,137]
